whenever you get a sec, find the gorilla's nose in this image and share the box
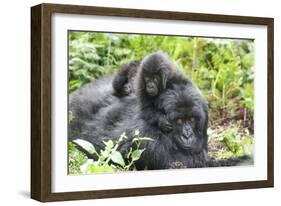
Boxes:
[183,127,192,139]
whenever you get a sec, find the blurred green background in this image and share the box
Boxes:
[68,31,254,174]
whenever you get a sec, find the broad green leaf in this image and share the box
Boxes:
[111,151,125,167]
[131,149,145,161]
[73,139,96,154]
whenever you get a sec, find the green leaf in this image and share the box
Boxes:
[73,139,96,154]
[89,163,114,173]
[100,149,110,158]
[134,129,140,136]
[80,160,114,174]
[101,164,115,173]
[131,149,145,161]
[80,159,94,174]
[103,140,114,150]
[111,151,125,167]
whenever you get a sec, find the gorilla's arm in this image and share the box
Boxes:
[138,107,173,133]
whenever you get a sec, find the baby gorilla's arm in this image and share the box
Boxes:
[158,116,173,133]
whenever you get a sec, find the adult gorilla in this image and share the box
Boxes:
[69,76,209,169]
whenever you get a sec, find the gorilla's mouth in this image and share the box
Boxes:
[146,86,158,96]
[179,135,193,149]
[174,134,197,151]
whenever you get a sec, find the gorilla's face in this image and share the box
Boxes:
[143,74,160,96]
[159,84,208,154]
[140,51,173,97]
[173,116,199,151]
[168,105,207,153]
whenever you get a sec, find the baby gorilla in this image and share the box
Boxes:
[112,60,140,97]
[136,51,181,133]
[112,51,177,133]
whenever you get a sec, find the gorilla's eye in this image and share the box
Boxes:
[153,76,159,82]
[188,117,196,127]
[144,77,150,82]
[177,118,183,124]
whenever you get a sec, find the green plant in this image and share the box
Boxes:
[197,41,254,122]
[208,121,254,159]
[69,130,153,174]
[241,82,254,113]
[68,142,88,174]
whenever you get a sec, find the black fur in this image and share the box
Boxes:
[135,51,183,133]
[112,60,140,97]
[69,76,120,140]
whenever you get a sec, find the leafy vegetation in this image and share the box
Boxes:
[68,31,255,173]
[69,130,153,174]
[207,121,254,160]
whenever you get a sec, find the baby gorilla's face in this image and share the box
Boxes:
[122,83,132,95]
[139,51,173,97]
[143,74,161,96]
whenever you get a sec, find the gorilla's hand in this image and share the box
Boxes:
[158,116,173,133]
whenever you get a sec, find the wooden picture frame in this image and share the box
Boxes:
[31,3,274,202]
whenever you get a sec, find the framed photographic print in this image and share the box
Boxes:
[31,3,274,202]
